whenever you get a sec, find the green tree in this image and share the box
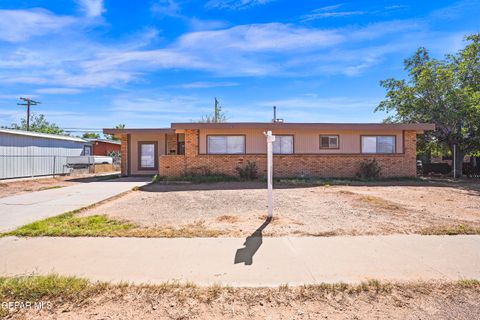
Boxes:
[104,123,125,141]
[376,34,480,177]
[10,113,64,135]
[199,97,227,123]
[82,132,100,139]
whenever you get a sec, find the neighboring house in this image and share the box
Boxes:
[84,138,121,156]
[0,128,90,179]
[104,122,435,178]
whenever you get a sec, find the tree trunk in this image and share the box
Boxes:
[450,145,465,178]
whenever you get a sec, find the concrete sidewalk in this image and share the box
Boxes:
[0,177,149,232]
[1,235,479,286]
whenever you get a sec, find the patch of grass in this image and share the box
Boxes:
[38,185,64,191]
[296,230,340,237]
[457,279,480,287]
[358,195,402,210]
[2,212,134,237]
[125,222,224,238]
[1,274,479,317]
[175,174,240,184]
[152,173,241,184]
[1,213,224,238]
[0,274,107,302]
[275,176,423,187]
[216,215,239,223]
[419,224,480,235]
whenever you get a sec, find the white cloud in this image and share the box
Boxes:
[35,88,82,94]
[259,95,381,111]
[0,15,433,87]
[178,23,344,52]
[205,0,274,10]
[151,0,181,17]
[76,0,105,17]
[0,9,75,42]
[188,18,228,31]
[173,81,239,88]
[301,11,365,21]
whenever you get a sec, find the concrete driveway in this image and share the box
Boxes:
[0,177,150,232]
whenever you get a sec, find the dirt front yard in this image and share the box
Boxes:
[80,180,480,237]
[5,279,480,320]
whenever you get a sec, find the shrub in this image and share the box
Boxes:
[356,159,381,180]
[235,161,258,180]
[152,174,163,183]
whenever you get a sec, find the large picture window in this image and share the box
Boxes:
[138,142,157,169]
[207,136,245,154]
[273,135,294,154]
[361,136,395,154]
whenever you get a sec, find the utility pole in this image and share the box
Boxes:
[17,97,40,131]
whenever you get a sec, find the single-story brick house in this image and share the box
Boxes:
[103,122,435,178]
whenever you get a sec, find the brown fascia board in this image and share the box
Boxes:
[170,122,435,132]
[103,128,174,135]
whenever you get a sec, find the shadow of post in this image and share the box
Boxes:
[234,216,272,265]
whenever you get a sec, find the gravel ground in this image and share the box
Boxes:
[7,282,480,320]
[81,181,480,236]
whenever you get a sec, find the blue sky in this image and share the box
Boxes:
[0,0,479,134]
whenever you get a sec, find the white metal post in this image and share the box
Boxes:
[265,131,275,218]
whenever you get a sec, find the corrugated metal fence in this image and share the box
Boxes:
[0,131,90,180]
[0,155,72,179]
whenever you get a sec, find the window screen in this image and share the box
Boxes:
[140,143,156,168]
[273,136,293,154]
[207,136,245,154]
[320,135,339,149]
[361,136,395,154]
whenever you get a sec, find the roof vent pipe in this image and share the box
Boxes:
[272,106,284,123]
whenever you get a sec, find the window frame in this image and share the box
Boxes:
[319,135,340,149]
[138,141,158,171]
[360,135,396,154]
[206,135,246,155]
[272,134,294,155]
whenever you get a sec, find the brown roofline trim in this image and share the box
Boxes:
[170,122,435,132]
[103,128,174,135]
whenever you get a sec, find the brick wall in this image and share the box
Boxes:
[159,130,418,178]
[92,141,121,156]
[120,134,129,176]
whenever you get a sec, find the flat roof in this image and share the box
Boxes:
[171,122,436,132]
[85,138,121,145]
[0,128,87,143]
[103,128,174,135]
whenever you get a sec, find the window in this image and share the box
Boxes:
[139,142,157,169]
[361,136,395,154]
[207,136,245,154]
[273,135,293,154]
[320,135,339,149]
[83,145,92,156]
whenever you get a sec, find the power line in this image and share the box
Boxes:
[17,97,40,131]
